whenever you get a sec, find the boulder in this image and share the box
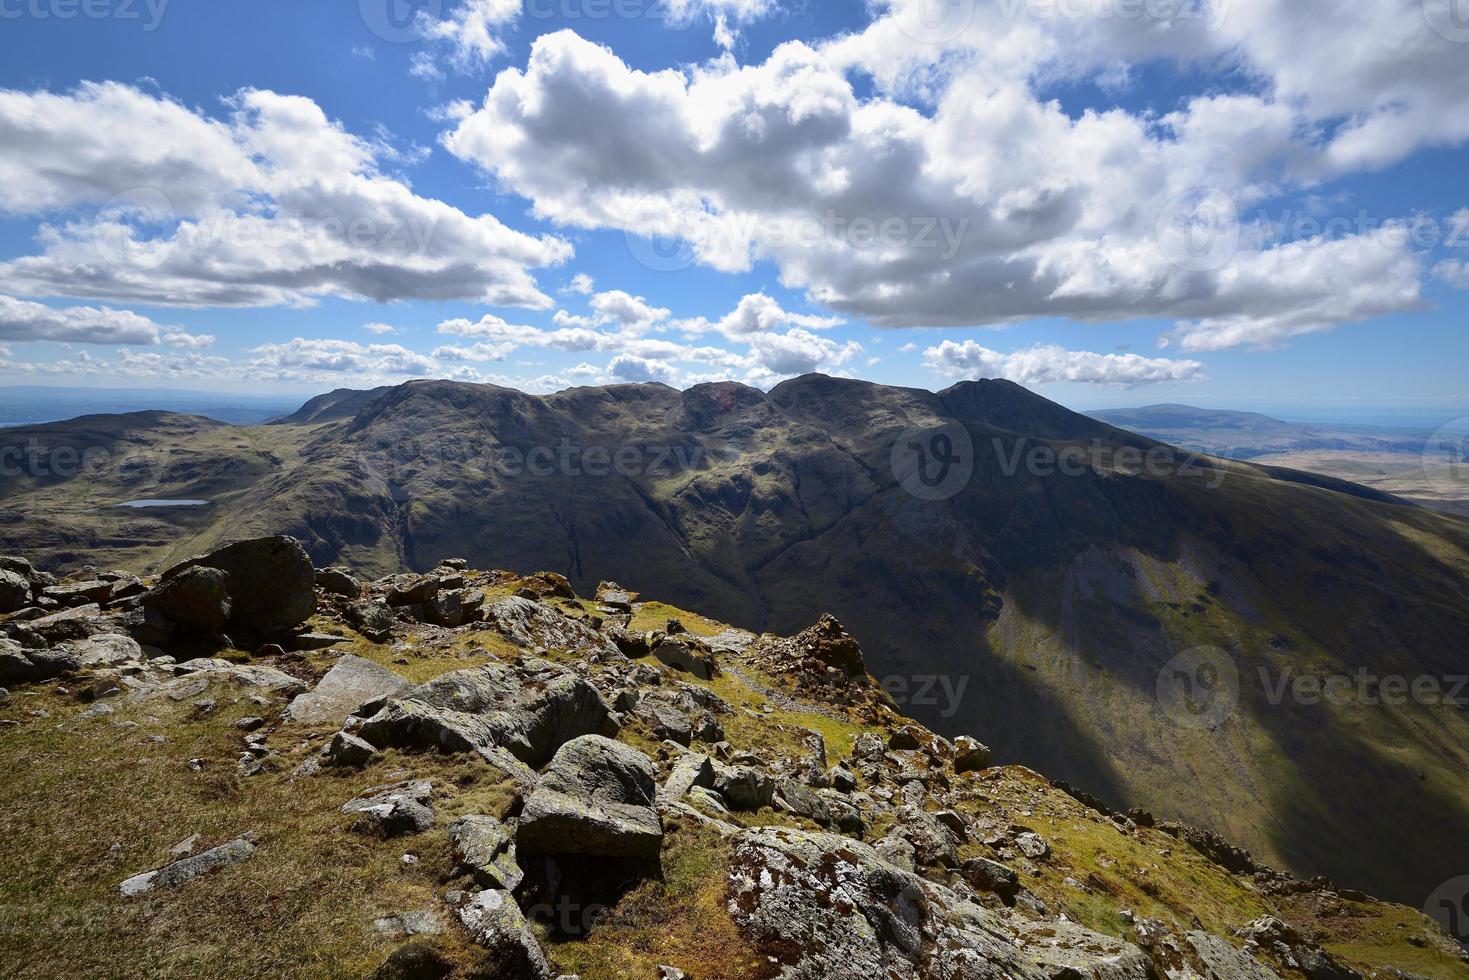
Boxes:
[315,567,362,599]
[455,889,553,980]
[359,659,617,770]
[120,837,256,896]
[449,815,523,891]
[954,735,992,774]
[162,536,316,637]
[422,591,463,628]
[1015,831,1050,859]
[659,752,716,803]
[0,569,32,612]
[961,858,1020,901]
[143,565,231,632]
[323,731,378,768]
[368,941,453,980]
[650,636,718,680]
[41,580,113,607]
[517,735,662,861]
[348,601,397,641]
[284,655,410,726]
[387,575,440,606]
[712,763,775,811]
[342,780,435,838]
[791,614,866,675]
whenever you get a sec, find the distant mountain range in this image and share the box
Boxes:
[0,386,302,427]
[1086,404,1430,459]
[1,377,1466,908]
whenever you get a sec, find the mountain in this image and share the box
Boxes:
[1,377,1467,910]
[1086,404,1427,459]
[1,544,1463,978]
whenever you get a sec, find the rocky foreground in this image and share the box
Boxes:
[0,537,1463,979]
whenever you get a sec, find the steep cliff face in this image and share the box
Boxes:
[2,376,1467,907]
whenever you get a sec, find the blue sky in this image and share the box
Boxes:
[0,0,1467,415]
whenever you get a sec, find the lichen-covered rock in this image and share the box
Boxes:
[954,735,992,774]
[448,815,523,891]
[713,763,775,811]
[342,780,435,838]
[728,827,1150,980]
[650,635,718,679]
[455,889,552,980]
[284,654,409,726]
[120,838,256,896]
[485,596,619,658]
[517,735,662,861]
[358,659,617,770]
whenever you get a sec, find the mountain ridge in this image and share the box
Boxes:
[1,376,1466,909]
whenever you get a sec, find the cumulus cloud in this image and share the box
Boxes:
[564,273,595,295]
[679,292,843,339]
[0,294,173,345]
[589,290,670,333]
[1435,259,1469,290]
[163,330,215,350]
[414,0,521,74]
[608,353,678,384]
[250,338,437,378]
[363,322,398,335]
[0,83,570,310]
[442,23,1449,350]
[924,340,1204,388]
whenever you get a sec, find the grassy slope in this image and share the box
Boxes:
[1,575,1465,979]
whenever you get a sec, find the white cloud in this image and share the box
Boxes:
[442,25,1445,350]
[589,289,670,333]
[415,0,521,73]
[363,321,398,335]
[432,341,516,362]
[924,340,1204,388]
[564,272,595,295]
[0,294,172,345]
[163,330,215,350]
[607,353,678,384]
[679,292,843,339]
[0,83,570,310]
[1435,259,1469,290]
[250,338,437,377]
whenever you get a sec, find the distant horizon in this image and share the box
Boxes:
[2,377,1464,433]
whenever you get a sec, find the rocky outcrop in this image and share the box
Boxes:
[143,565,231,632]
[517,735,662,861]
[484,596,618,659]
[449,815,522,891]
[357,659,617,770]
[727,826,1149,980]
[284,654,409,726]
[455,889,552,980]
[342,780,435,838]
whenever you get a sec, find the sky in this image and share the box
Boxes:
[0,0,1467,415]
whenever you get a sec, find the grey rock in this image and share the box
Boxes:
[347,600,397,641]
[773,778,835,828]
[120,837,256,896]
[517,735,662,861]
[961,857,1020,900]
[485,596,620,658]
[422,591,464,628]
[953,735,992,774]
[369,940,452,980]
[284,655,410,726]
[342,780,435,838]
[456,889,553,980]
[359,659,616,769]
[387,575,441,606]
[162,536,316,637]
[1015,831,1050,859]
[315,567,363,599]
[659,752,716,803]
[324,731,379,768]
[730,827,1149,980]
[650,636,717,679]
[449,814,523,891]
[144,565,233,632]
[713,763,775,811]
[41,579,113,607]
[0,569,32,612]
